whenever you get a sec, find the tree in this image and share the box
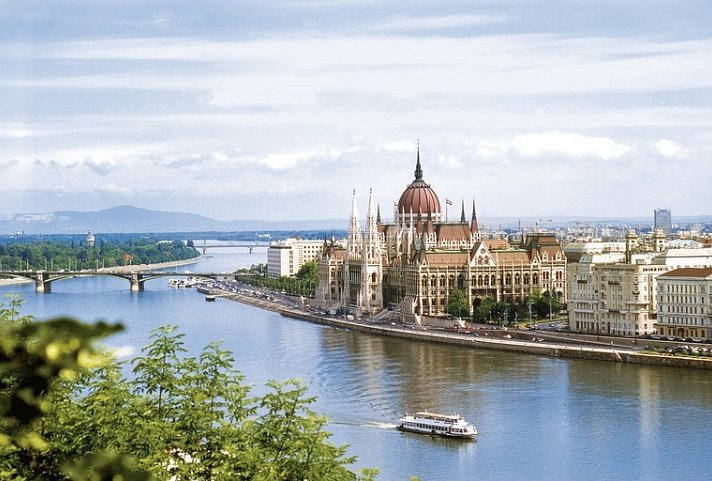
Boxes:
[531,291,563,319]
[446,288,470,319]
[1,304,382,481]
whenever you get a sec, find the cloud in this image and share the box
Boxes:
[379,141,416,153]
[474,131,633,161]
[84,157,118,176]
[0,128,33,138]
[437,154,460,167]
[0,159,19,170]
[99,184,132,196]
[371,14,507,32]
[655,139,688,158]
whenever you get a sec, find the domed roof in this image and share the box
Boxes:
[397,149,441,216]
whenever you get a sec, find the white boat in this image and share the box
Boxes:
[397,411,477,439]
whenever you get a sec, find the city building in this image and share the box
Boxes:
[567,229,712,337]
[314,148,567,322]
[267,238,325,278]
[86,230,95,248]
[654,208,672,236]
[656,267,712,340]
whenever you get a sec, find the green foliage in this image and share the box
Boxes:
[238,261,317,298]
[296,260,318,283]
[531,291,563,319]
[473,297,502,323]
[446,289,470,319]
[0,238,198,271]
[1,309,380,481]
[0,302,125,480]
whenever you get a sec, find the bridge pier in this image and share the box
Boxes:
[34,272,51,294]
[130,273,144,292]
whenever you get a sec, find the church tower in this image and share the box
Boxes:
[359,188,383,315]
[347,189,362,257]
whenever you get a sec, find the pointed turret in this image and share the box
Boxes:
[470,199,480,238]
[364,188,380,262]
[348,189,361,255]
[460,200,466,223]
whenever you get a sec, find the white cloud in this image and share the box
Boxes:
[379,141,416,153]
[11,35,712,108]
[655,139,688,158]
[1,128,33,138]
[437,154,460,167]
[258,149,325,170]
[371,14,507,32]
[473,131,633,161]
[510,131,633,160]
[99,184,132,196]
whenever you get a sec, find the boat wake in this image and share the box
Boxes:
[330,420,398,430]
[364,421,398,430]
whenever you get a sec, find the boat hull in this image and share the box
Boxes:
[397,424,475,439]
[397,411,477,439]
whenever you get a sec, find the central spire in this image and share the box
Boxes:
[414,139,423,181]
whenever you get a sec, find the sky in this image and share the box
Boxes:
[1,0,711,223]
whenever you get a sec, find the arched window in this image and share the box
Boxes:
[458,275,465,288]
[371,272,377,283]
[533,273,539,284]
[523,273,530,285]
[505,273,511,285]
[515,273,521,285]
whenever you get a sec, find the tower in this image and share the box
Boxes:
[625,229,638,264]
[654,209,672,236]
[360,188,383,314]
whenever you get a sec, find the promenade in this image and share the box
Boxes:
[205,285,712,370]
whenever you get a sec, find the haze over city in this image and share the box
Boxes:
[2,1,711,222]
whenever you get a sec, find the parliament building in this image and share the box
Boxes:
[313,148,567,322]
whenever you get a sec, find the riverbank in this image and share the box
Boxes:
[0,255,207,287]
[205,285,712,370]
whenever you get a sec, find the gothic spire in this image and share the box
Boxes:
[460,200,466,223]
[470,199,479,236]
[414,140,423,181]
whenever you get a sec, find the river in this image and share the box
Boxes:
[2,246,711,481]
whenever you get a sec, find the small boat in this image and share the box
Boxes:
[204,295,217,302]
[397,411,477,439]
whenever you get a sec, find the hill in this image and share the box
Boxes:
[0,206,345,234]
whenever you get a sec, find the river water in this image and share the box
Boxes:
[2,246,712,481]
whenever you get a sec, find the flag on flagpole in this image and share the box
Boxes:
[446,198,453,206]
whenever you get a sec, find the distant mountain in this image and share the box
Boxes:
[2,205,709,235]
[0,206,346,234]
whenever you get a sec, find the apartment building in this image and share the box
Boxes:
[656,267,712,340]
[267,238,325,278]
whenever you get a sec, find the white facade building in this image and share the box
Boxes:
[267,238,325,278]
[567,229,712,337]
[656,267,712,340]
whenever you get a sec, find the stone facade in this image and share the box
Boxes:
[313,149,567,321]
[567,229,712,337]
[656,267,712,340]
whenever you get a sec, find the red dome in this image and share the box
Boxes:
[397,150,441,216]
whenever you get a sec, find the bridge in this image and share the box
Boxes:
[1,270,236,293]
[192,242,268,255]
